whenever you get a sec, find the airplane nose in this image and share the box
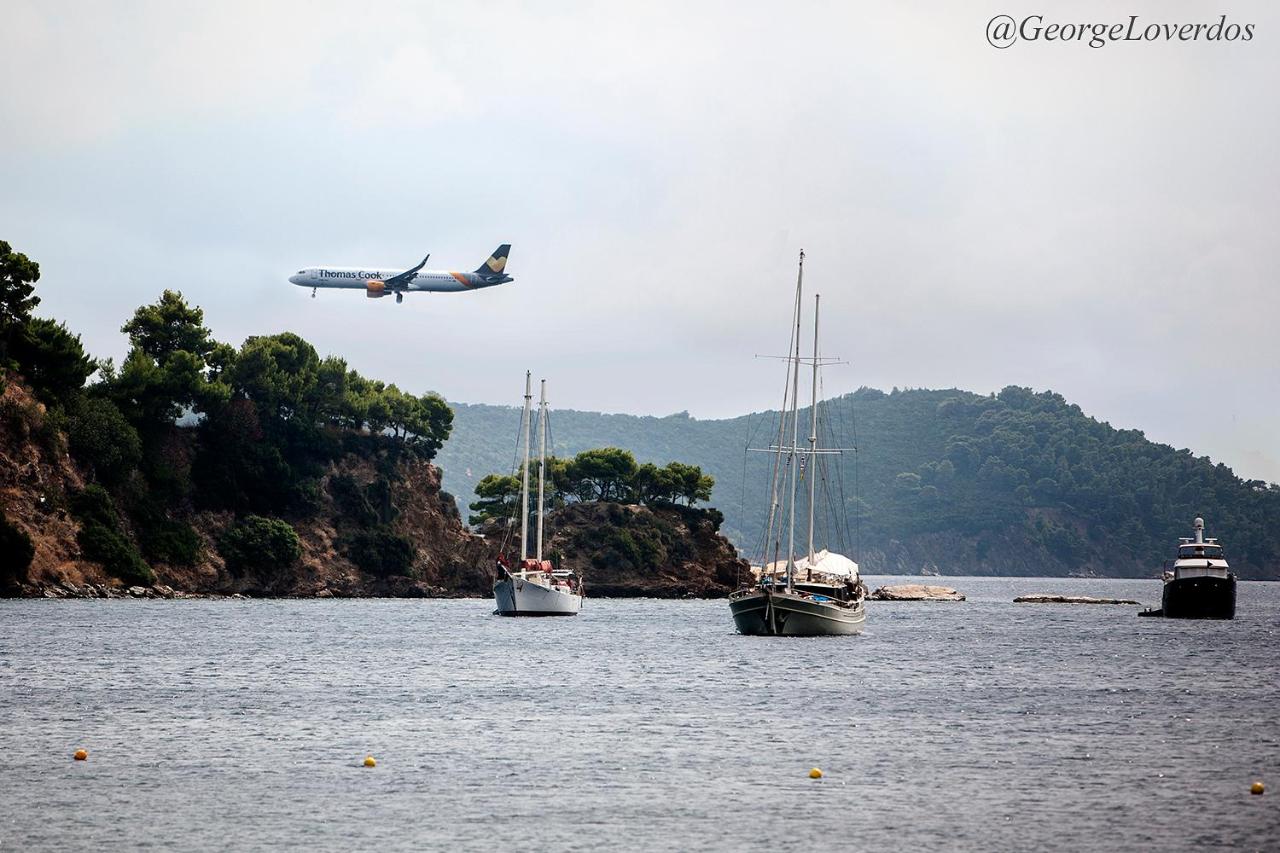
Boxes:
[289,274,302,285]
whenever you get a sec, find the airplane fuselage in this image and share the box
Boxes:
[289,267,511,294]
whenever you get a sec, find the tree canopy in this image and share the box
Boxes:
[469,447,716,525]
[0,240,40,365]
[10,318,96,406]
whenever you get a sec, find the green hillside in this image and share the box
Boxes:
[436,387,1280,579]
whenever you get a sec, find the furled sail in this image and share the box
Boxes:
[760,549,859,580]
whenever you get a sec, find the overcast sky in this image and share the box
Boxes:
[2,1,1277,481]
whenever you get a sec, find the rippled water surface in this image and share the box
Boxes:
[2,577,1277,851]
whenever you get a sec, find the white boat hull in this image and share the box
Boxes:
[729,588,865,636]
[494,576,582,616]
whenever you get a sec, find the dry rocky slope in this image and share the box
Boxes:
[0,380,102,589]
[2,379,743,599]
[1,380,484,597]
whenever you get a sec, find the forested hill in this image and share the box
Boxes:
[436,387,1280,579]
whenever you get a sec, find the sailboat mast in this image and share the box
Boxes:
[807,293,820,564]
[518,371,533,562]
[785,251,805,592]
[536,379,548,563]
[762,255,804,576]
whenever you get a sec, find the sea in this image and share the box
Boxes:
[1,577,1276,852]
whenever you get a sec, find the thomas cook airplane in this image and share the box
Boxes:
[289,244,513,303]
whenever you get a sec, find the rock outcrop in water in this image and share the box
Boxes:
[1013,594,1139,605]
[868,584,966,601]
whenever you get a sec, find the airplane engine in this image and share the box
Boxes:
[365,280,386,298]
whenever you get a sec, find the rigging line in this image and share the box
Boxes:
[763,298,801,569]
[812,372,838,557]
[741,414,758,565]
[820,453,834,554]
[742,410,770,557]
[828,391,847,557]
[845,392,861,561]
[819,455,835,555]
[497,400,527,558]
[546,407,557,512]
[823,381,854,558]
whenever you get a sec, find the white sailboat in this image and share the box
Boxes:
[493,373,584,616]
[729,252,867,636]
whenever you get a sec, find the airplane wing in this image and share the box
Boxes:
[384,254,430,288]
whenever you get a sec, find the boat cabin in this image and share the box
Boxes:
[1168,518,1231,581]
[793,581,862,603]
[758,575,863,604]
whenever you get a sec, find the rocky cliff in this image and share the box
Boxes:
[1,377,490,598]
[0,379,104,589]
[164,455,492,598]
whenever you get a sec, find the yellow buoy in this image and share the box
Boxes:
[809,767,823,779]
[73,749,88,761]
[1251,781,1265,795]
[363,756,377,768]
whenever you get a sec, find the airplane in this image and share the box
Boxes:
[288,244,513,303]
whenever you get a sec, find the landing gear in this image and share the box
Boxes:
[396,292,404,304]
[311,287,316,299]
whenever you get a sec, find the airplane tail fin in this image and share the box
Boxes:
[475,244,511,275]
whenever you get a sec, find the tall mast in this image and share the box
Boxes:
[518,371,532,562]
[762,253,805,575]
[807,293,820,564]
[536,379,548,563]
[785,250,805,592]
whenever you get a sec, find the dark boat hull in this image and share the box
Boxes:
[729,589,866,636]
[1161,575,1236,620]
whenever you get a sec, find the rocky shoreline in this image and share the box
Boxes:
[9,576,732,601]
[11,580,463,600]
[20,582,235,600]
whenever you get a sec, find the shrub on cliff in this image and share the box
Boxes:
[343,529,416,578]
[218,516,301,576]
[576,506,691,573]
[329,474,379,527]
[78,523,154,586]
[0,508,34,585]
[70,485,121,529]
[131,499,202,566]
[70,485,155,586]
[438,490,460,523]
[67,396,142,486]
